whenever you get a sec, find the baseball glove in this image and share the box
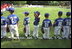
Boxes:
[41,27,44,34]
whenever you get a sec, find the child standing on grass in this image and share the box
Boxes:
[23,12,30,38]
[62,12,71,39]
[7,8,19,39]
[32,11,40,39]
[53,11,63,39]
[1,12,7,39]
[42,13,52,39]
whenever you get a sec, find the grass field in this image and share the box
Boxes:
[1,6,71,48]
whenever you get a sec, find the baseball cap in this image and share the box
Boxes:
[34,11,40,15]
[66,12,71,16]
[45,13,49,17]
[23,12,29,14]
[7,8,15,11]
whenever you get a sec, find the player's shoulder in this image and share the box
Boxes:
[25,17,29,19]
[43,19,51,21]
[27,17,30,19]
[48,19,51,21]
[64,18,68,20]
[1,16,6,19]
[12,14,18,17]
[57,18,63,20]
[24,17,29,20]
[59,18,64,20]
[63,17,69,21]
[10,14,17,16]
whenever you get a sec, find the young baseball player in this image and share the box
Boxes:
[32,11,40,39]
[23,12,30,38]
[1,12,7,38]
[42,13,52,39]
[53,11,63,39]
[62,12,71,39]
[7,8,19,39]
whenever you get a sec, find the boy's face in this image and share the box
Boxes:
[34,13,39,17]
[25,14,28,16]
[9,11,14,14]
[58,14,62,17]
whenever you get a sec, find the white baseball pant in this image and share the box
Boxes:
[33,25,39,38]
[43,27,50,39]
[25,24,30,37]
[54,26,61,39]
[8,24,19,39]
[62,26,70,39]
[1,25,7,38]
[69,27,71,38]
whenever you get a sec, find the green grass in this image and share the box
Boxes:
[1,7,71,48]
[1,39,71,48]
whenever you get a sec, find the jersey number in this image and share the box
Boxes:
[44,21,49,28]
[66,20,71,26]
[11,17,16,24]
[58,22,62,26]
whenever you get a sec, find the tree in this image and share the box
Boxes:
[12,1,27,5]
[1,1,71,6]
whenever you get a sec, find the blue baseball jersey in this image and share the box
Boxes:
[63,17,71,26]
[1,16,7,25]
[7,14,19,25]
[23,17,30,25]
[33,17,40,26]
[42,19,52,28]
[54,18,63,26]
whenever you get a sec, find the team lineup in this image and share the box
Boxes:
[1,8,71,40]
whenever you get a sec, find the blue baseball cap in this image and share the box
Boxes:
[7,8,15,11]
[23,12,29,14]
[34,11,40,15]
[58,11,63,16]
[45,13,49,17]
[66,12,71,16]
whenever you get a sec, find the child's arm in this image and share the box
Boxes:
[53,21,56,27]
[38,17,40,22]
[17,17,19,26]
[53,19,57,27]
[49,20,52,29]
[23,18,26,33]
[41,20,44,34]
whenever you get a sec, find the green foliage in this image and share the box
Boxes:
[13,1,27,5]
[1,1,71,6]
